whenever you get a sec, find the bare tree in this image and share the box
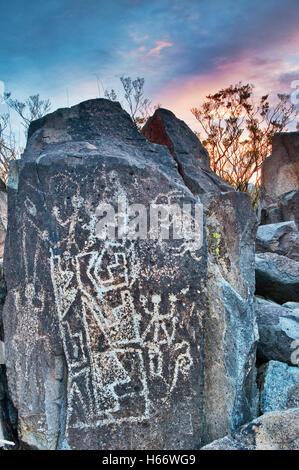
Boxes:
[5,93,51,135]
[191,83,296,206]
[0,93,51,182]
[0,113,17,183]
[105,76,158,129]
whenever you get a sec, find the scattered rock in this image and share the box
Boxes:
[259,361,299,414]
[255,252,299,304]
[201,408,299,450]
[256,221,299,261]
[256,298,299,365]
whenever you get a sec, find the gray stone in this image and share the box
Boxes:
[255,252,299,304]
[259,132,299,227]
[3,99,258,449]
[143,107,258,445]
[256,299,299,365]
[201,408,299,450]
[202,192,258,444]
[260,188,299,228]
[256,221,299,261]
[279,189,299,228]
[0,190,7,259]
[259,361,299,414]
[261,132,299,205]
[283,302,299,310]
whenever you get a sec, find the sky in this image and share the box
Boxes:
[0,0,299,135]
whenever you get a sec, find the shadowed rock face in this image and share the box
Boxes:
[142,108,232,196]
[261,132,299,204]
[255,252,299,304]
[256,221,299,261]
[258,361,299,414]
[260,132,299,228]
[201,408,299,450]
[3,99,258,449]
[255,298,299,365]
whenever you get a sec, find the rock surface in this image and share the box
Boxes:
[143,107,258,445]
[256,298,299,365]
[201,408,299,450]
[260,186,299,228]
[4,100,206,450]
[256,221,299,261]
[0,184,7,259]
[255,252,299,304]
[259,361,299,414]
[142,108,232,197]
[283,302,299,310]
[3,99,258,449]
[0,259,17,448]
[261,132,299,204]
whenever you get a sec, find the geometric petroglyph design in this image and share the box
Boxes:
[45,165,197,429]
[50,239,194,429]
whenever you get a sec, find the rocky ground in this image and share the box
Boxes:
[0,100,298,450]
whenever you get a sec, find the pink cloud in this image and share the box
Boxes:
[145,41,173,58]
[153,33,299,131]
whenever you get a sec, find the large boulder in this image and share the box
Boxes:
[142,108,232,196]
[259,131,299,229]
[256,298,299,365]
[3,100,258,449]
[143,108,258,445]
[258,361,299,414]
[0,258,17,449]
[201,408,299,450]
[260,190,299,228]
[261,132,299,205]
[4,100,206,450]
[0,181,7,259]
[255,252,299,304]
[256,221,299,261]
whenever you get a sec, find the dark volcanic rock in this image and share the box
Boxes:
[261,132,299,205]
[143,108,258,445]
[256,221,299,261]
[0,188,7,259]
[142,108,232,196]
[3,99,258,449]
[4,100,207,450]
[256,298,299,365]
[260,190,299,228]
[255,252,299,304]
[201,408,299,450]
[259,361,299,414]
[259,132,299,228]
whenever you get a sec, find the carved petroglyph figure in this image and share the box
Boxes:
[49,183,195,431]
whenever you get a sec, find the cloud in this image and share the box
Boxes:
[130,31,149,43]
[145,41,173,58]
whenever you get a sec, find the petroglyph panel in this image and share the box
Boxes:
[3,100,207,450]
